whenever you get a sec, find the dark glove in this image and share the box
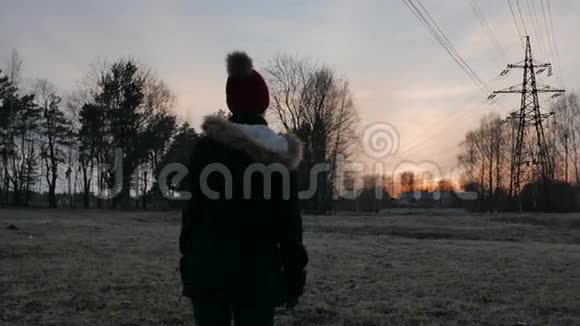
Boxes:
[284,271,305,310]
[275,269,306,308]
[179,256,193,298]
[285,295,300,310]
[286,269,307,298]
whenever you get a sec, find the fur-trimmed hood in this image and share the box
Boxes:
[201,115,303,170]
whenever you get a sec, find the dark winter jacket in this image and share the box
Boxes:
[179,113,308,306]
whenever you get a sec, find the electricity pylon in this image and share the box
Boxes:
[489,36,564,209]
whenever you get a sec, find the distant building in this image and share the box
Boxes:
[397,191,418,207]
[397,190,462,208]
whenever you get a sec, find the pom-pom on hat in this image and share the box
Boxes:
[225,51,270,114]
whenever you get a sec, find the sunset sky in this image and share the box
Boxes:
[1,0,579,177]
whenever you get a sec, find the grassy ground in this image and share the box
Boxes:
[1,209,579,326]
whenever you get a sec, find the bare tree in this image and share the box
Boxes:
[550,93,580,184]
[399,171,415,193]
[569,94,580,184]
[1,51,42,206]
[66,60,109,208]
[0,51,24,205]
[458,112,512,210]
[6,50,22,88]
[0,69,17,206]
[457,131,478,187]
[266,54,358,212]
[34,79,72,208]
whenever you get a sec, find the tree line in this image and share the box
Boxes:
[457,93,580,211]
[5,49,574,213]
[0,51,200,209]
[0,51,359,211]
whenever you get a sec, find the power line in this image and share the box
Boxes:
[398,0,522,154]
[515,0,529,36]
[401,0,492,96]
[526,0,548,60]
[406,0,511,112]
[402,0,482,92]
[396,77,518,157]
[537,0,563,87]
[396,106,479,157]
[545,0,564,86]
[470,0,508,63]
[416,0,494,93]
[508,0,526,49]
[538,0,558,67]
[539,0,556,65]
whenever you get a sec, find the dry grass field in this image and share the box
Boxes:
[1,209,579,326]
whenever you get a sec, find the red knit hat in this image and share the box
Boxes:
[225,51,269,114]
